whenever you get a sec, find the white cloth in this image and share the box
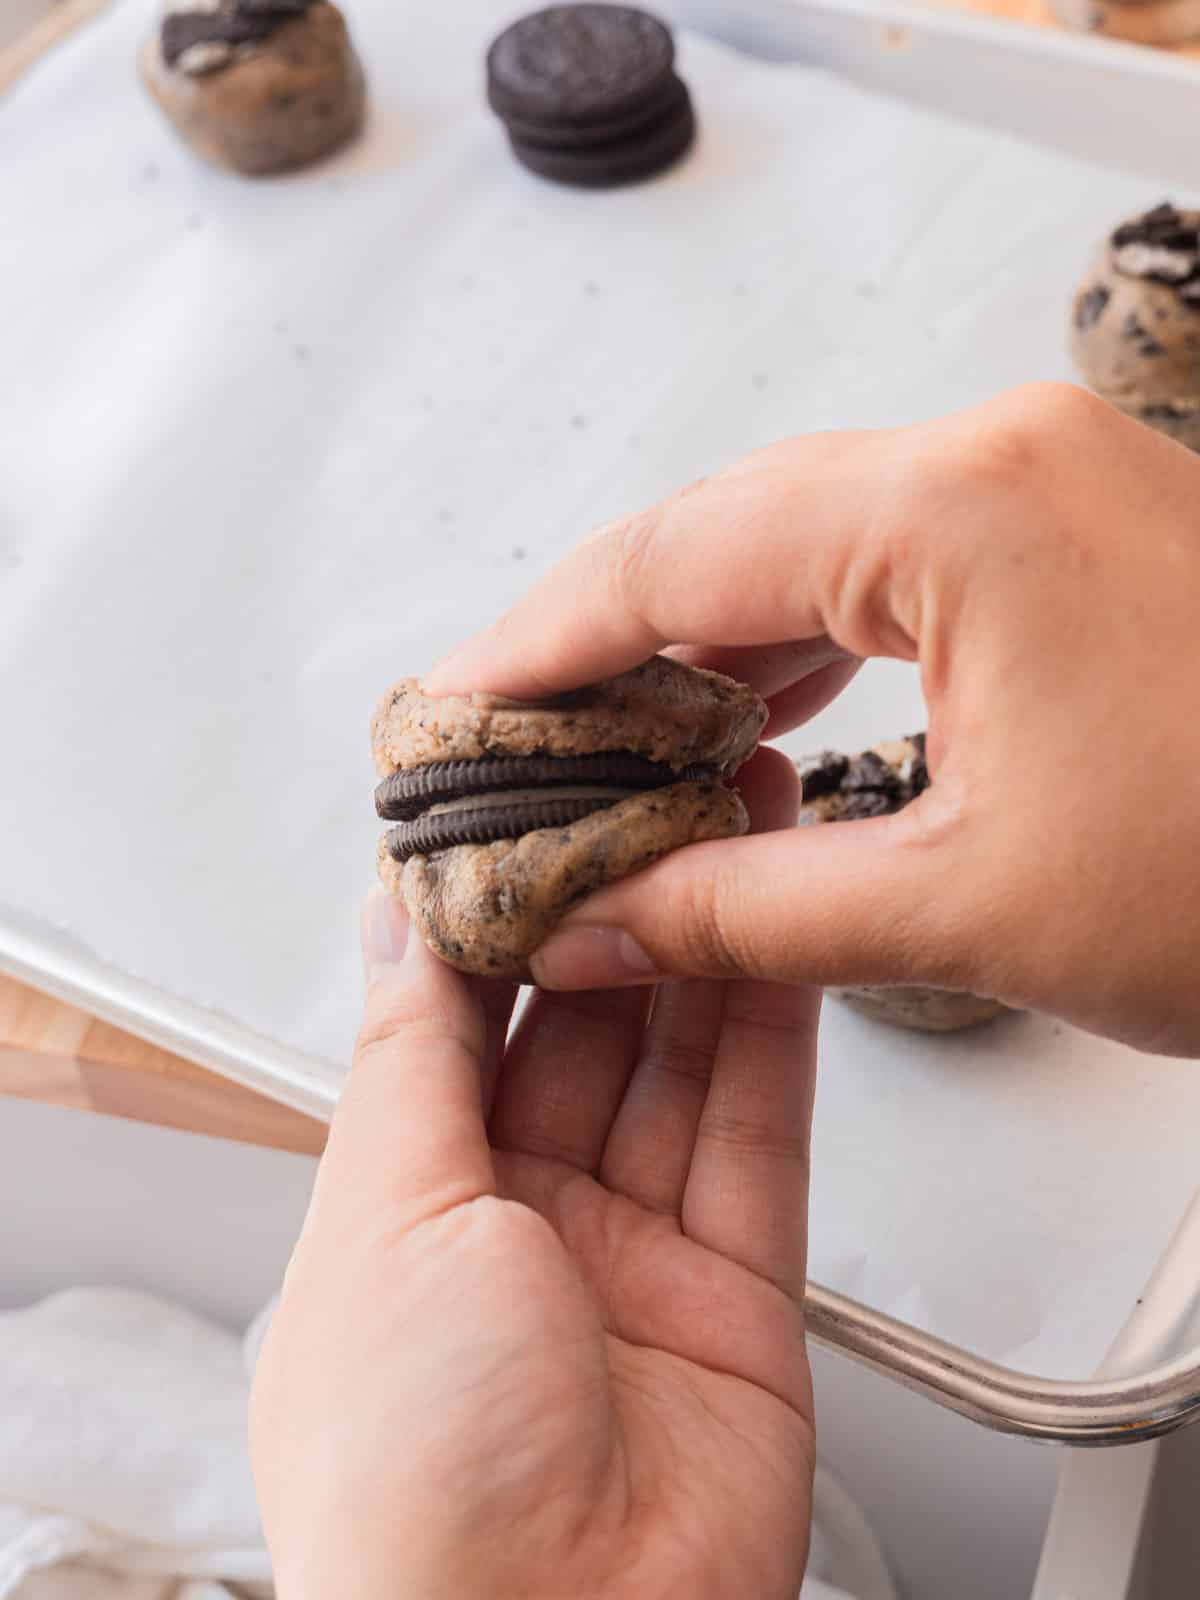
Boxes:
[0,1289,893,1599]
[0,1291,270,1600]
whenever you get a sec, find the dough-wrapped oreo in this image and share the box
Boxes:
[1050,0,1200,45]
[1070,204,1200,452]
[799,736,1011,1034]
[142,0,365,176]
[486,4,696,188]
[372,656,766,977]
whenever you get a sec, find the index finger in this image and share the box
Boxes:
[423,428,897,700]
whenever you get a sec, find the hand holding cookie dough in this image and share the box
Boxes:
[426,383,1200,1057]
[253,888,818,1600]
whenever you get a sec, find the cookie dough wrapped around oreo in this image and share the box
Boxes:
[372,657,766,978]
[142,0,365,175]
[1070,204,1200,452]
[799,736,1012,1033]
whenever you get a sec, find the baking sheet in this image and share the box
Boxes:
[3,0,1197,1379]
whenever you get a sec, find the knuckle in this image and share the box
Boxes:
[1000,379,1109,435]
[354,988,473,1063]
[604,502,665,620]
[645,1035,715,1086]
[671,861,757,978]
[924,383,1100,513]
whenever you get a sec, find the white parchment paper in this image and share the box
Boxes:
[2,0,1195,1375]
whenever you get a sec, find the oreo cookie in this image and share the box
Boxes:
[161,1,311,73]
[381,750,714,863]
[486,5,696,188]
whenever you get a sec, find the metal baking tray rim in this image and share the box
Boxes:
[8,0,1200,1443]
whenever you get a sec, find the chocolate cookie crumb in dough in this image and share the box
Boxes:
[485,5,697,188]
[800,734,1010,1034]
[142,0,365,175]
[1070,203,1200,451]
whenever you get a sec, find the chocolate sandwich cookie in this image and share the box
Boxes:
[486,4,696,188]
[141,0,365,176]
[799,736,1011,1034]
[1070,204,1200,452]
[372,656,766,977]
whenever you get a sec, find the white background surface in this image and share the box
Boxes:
[2,0,1197,1381]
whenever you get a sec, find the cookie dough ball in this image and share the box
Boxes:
[1070,204,1200,451]
[1050,0,1200,45]
[799,736,1012,1034]
[141,1,365,176]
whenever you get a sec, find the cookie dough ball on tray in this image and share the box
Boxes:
[371,657,766,979]
[142,1,365,176]
[486,4,697,188]
[1070,203,1200,452]
[799,736,1012,1034]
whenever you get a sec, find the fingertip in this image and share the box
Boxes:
[530,926,665,991]
[360,885,410,986]
[762,657,863,739]
[736,745,802,834]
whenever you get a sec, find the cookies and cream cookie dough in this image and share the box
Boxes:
[799,736,1012,1034]
[142,0,365,176]
[1070,204,1200,452]
[1050,0,1200,47]
[372,656,766,978]
[486,4,696,188]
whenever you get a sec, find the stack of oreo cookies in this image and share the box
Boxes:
[486,4,696,187]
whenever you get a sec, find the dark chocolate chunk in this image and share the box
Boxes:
[1074,284,1110,331]
[387,793,629,862]
[161,1,309,69]
[1112,203,1186,250]
[838,791,896,821]
[798,751,850,803]
[507,91,694,187]
[1110,203,1200,289]
[487,4,676,130]
[802,734,930,820]
[376,751,713,821]
[1141,403,1189,421]
[843,749,901,798]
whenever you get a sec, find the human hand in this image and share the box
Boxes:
[250,873,817,1598]
[424,384,1200,1056]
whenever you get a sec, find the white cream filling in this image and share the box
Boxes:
[426,785,641,819]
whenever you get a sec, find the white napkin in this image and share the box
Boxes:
[0,1288,891,1599]
[0,1290,270,1600]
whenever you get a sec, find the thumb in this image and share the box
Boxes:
[529,799,982,994]
[314,889,496,1235]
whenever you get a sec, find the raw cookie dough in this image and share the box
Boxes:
[1070,203,1200,451]
[485,4,696,188]
[799,736,1012,1034]
[372,656,766,977]
[142,0,365,176]
[1050,0,1200,46]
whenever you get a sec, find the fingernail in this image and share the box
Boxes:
[530,926,663,990]
[361,887,410,985]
